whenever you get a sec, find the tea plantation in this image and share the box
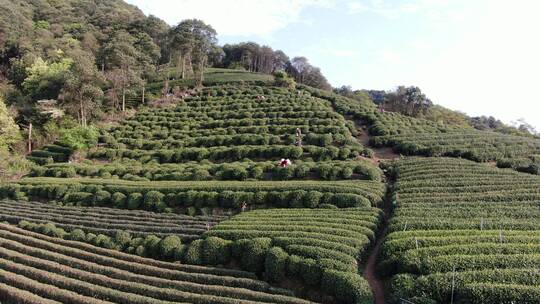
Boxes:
[0,82,389,303]
[382,157,540,303]
[1,79,539,303]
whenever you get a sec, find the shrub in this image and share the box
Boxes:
[111,192,127,208]
[241,238,272,274]
[94,190,111,205]
[114,231,132,249]
[227,237,246,256]
[201,237,232,265]
[390,274,416,301]
[334,193,371,208]
[142,234,161,256]
[264,247,289,282]
[317,164,333,180]
[340,167,354,179]
[135,245,146,256]
[56,166,77,178]
[186,206,197,216]
[59,126,99,149]
[18,220,36,230]
[172,245,186,261]
[339,148,352,160]
[274,166,294,180]
[143,190,164,210]
[291,165,308,180]
[64,192,93,205]
[85,233,97,243]
[321,270,373,304]
[288,190,307,208]
[184,239,203,265]
[249,166,264,179]
[303,191,323,208]
[127,192,143,210]
[67,229,86,242]
[158,235,183,259]
[287,254,303,276]
[300,258,322,286]
[94,234,115,249]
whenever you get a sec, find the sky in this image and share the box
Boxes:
[126,0,540,130]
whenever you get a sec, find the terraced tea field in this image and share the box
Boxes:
[0,83,390,303]
[0,223,314,304]
[306,84,540,175]
[90,85,368,164]
[382,157,540,303]
[0,200,223,242]
[369,114,540,173]
[4,81,540,303]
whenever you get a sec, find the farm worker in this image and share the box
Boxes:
[279,159,291,168]
[241,202,248,212]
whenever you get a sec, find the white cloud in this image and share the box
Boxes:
[347,0,450,19]
[378,49,402,65]
[126,0,333,36]
[411,0,540,129]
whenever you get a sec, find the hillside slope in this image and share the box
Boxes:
[1,80,389,303]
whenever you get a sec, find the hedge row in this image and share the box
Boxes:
[11,219,368,303]
[27,142,73,165]
[30,160,382,182]
[88,144,368,163]
[0,199,223,241]
[107,124,348,140]
[19,221,187,261]
[303,81,540,175]
[1,178,385,212]
[110,132,357,150]
[391,269,540,303]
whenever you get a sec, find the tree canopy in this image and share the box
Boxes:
[0,98,20,151]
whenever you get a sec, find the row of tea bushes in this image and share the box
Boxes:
[30,159,382,182]
[111,132,359,149]
[88,144,369,163]
[381,157,540,303]
[108,124,351,140]
[0,222,313,304]
[0,200,224,242]
[372,130,540,163]
[1,178,386,212]
[27,142,74,165]
[497,156,540,175]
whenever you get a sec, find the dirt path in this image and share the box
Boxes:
[351,117,395,303]
[340,114,398,302]
[363,226,388,304]
[363,185,392,304]
[355,121,400,161]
